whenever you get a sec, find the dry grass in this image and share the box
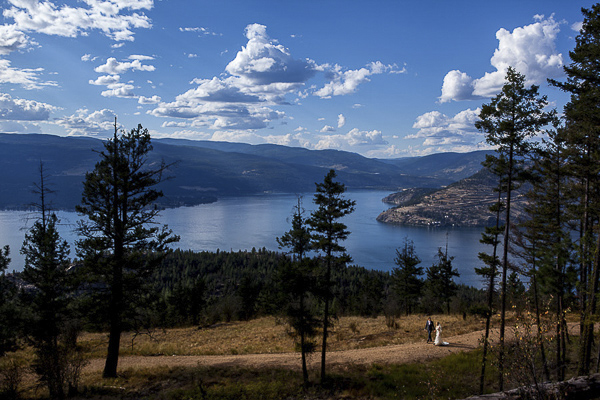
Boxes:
[78,314,489,358]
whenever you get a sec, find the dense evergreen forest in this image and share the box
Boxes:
[147,248,487,328]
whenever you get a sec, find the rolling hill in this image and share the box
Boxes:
[0,133,490,210]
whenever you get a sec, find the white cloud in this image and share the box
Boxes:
[0,92,56,120]
[439,70,477,103]
[179,26,220,36]
[225,23,317,87]
[440,15,563,102]
[138,95,161,104]
[54,108,118,136]
[4,0,153,42]
[129,54,154,61]
[315,128,387,150]
[151,23,400,133]
[89,74,120,85]
[409,108,482,149]
[161,120,189,128]
[572,21,583,33]
[101,82,136,97]
[320,125,335,133]
[149,100,283,130]
[81,53,98,62]
[0,59,57,89]
[337,113,346,128]
[183,77,262,103]
[314,61,403,98]
[0,24,30,55]
[95,57,155,74]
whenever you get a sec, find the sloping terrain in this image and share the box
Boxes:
[377,168,527,227]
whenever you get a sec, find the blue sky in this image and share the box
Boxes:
[0,0,594,158]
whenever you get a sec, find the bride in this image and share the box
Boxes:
[434,322,449,346]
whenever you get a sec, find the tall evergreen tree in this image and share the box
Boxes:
[476,67,555,390]
[76,121,179,378]
[308,170,355,384]
[516,126,573,380]
[476,155,505,395]
[549,4,600,375]
[277,197,318,386]
[21,163,74,399]
[391,238,423,316]
[425,246,459,314]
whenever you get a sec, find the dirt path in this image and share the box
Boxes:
[84,327,496,373]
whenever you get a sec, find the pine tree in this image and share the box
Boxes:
[476,67,555,390]
[549,4,600,375]
[21,163,75,399]
[476,155,505,395]
[391,238,423,316]
[76,120,179,378]
[277,196,318,386]
[425,246,459,314]
[308,170,355,384]
[516,126,573,380]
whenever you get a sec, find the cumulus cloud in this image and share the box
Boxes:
[0,92,55,120]
[315,61,403,98]
[0,59,57,89]
[81,53,99,62]
[100,82,136,98]
[320,125,335,133]
[54,108,118,136]
[409,108,482,149]
[315,128,387,150]
[89,74,120,85]
[150,100,284,130]
[184,77,262,103]
[152,23,401,134]
[225,23,316,86]
[440,15,563,102]
[4,0,153,42]
[95,57,155,74]
[0,24,31,55]
[138,95,161,104]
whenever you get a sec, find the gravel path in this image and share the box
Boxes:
[84,327,494,373]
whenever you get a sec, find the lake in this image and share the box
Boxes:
[0,191,488,287]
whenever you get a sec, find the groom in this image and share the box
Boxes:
[425,316,434,343]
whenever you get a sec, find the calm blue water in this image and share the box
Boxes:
[0,191,488,287]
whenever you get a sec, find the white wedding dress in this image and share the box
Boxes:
[434,325,449,346]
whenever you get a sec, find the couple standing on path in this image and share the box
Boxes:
[425,317,449,346]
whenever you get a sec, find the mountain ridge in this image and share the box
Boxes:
[0,133,491,210]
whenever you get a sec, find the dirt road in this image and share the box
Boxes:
[84,328,491,373]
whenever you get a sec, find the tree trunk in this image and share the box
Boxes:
[498,146,515,391]
[320,252,332,385]
[103,261,123,378]
[479,190,502,395]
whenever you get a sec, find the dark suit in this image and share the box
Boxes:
[425,319,434,342]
